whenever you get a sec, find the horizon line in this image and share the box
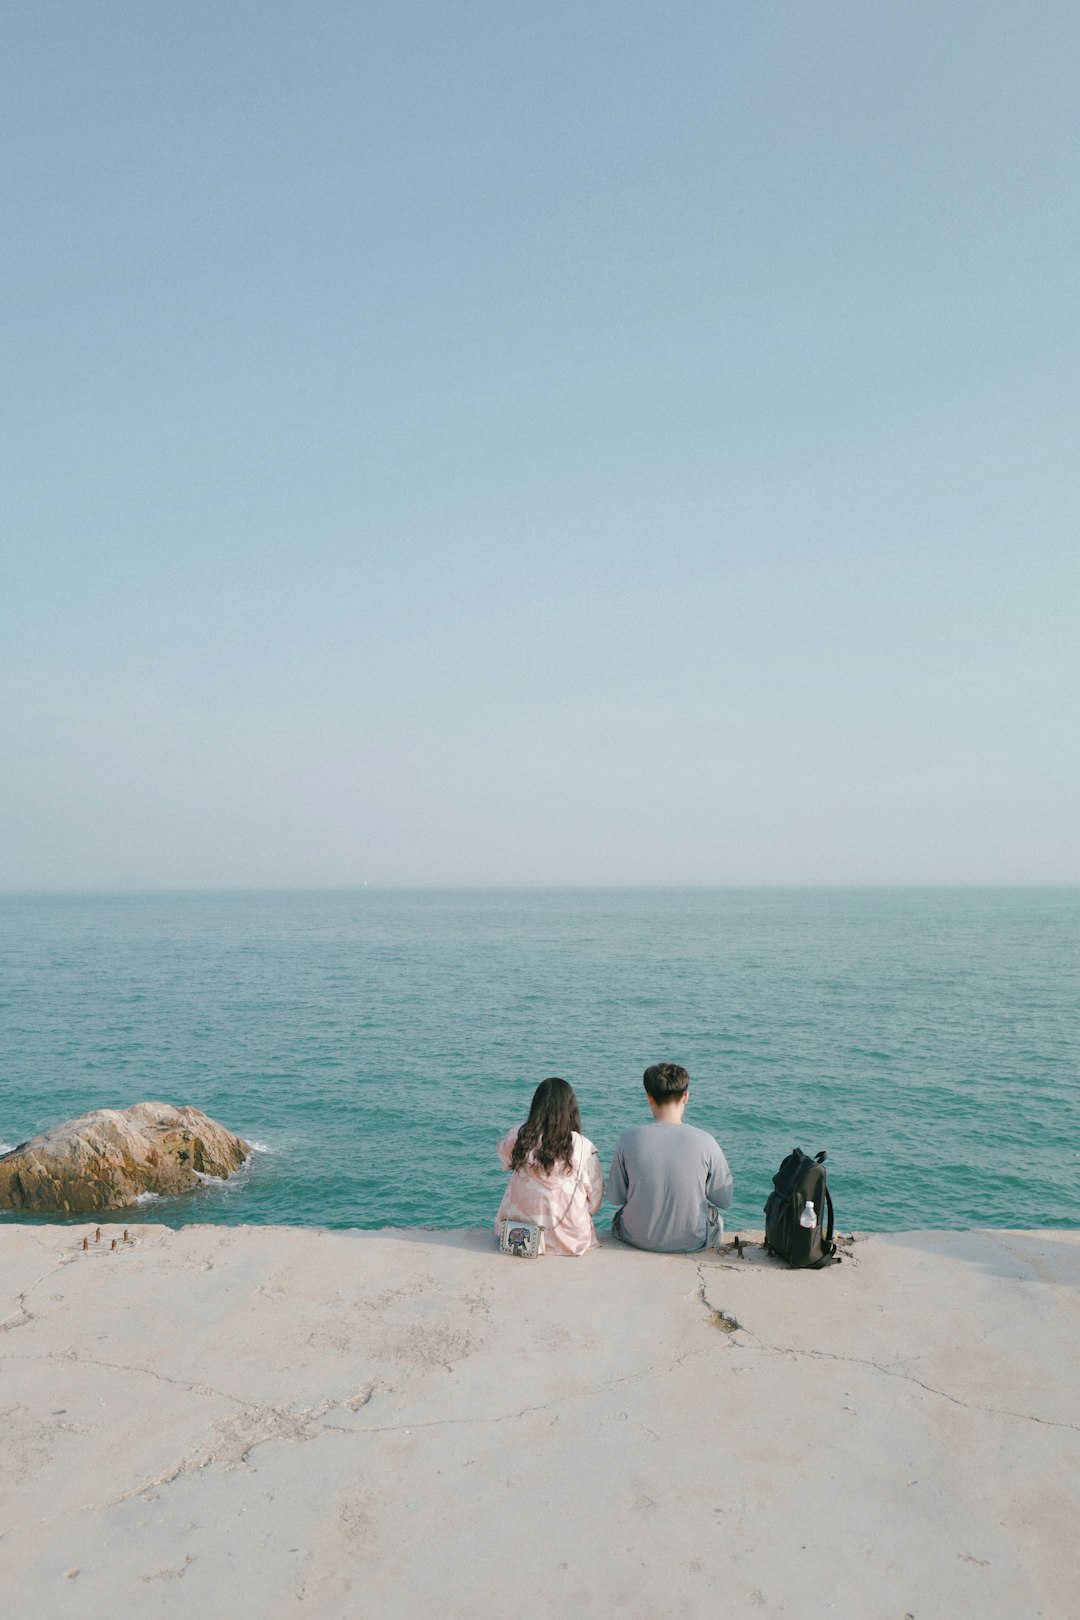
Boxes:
[2,882,1078,898]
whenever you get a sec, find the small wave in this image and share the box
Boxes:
[134,1190,161,1204]
[193,1170,228,1185]
[0,1142,15,1155]
[247,1141,272,1154]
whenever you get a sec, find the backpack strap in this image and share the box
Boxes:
[807,1182,839,1267]
[547,1141,590,1233]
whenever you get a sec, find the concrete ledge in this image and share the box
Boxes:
[1,1224,1077,1617]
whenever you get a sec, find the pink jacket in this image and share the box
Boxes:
[495,1126,605,1256]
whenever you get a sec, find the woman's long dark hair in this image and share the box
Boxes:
[509,1077,581,1174]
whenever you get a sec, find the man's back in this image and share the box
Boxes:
[609,1120,733,1253]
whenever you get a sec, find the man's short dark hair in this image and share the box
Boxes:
[643,1062,690,1102]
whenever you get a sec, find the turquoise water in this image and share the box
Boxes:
[1,888,1077,1233]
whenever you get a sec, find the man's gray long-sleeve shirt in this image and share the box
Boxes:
[608,1121,733,1253]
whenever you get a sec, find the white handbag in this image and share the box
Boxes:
[498,1219,546,1258]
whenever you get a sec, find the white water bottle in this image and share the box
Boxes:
[799,1199,816,1229]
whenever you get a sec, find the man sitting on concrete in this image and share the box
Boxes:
[608,1062,733,1252]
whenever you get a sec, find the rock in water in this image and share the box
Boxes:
[0,1103,251,1214]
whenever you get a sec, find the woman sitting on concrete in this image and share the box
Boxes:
[495,1077,604,1256]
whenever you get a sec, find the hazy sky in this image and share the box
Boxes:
[3,2,1078,888]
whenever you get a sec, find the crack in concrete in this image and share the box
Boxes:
[0,1344,371,1507]
[0,1344,330,1509]
[0,1257,76,1333]
[694,1264,742,1333]
[0,1347,260,1412]
[743,1339,1080,1434]
[141,1552,196,1583]
[0,1295,32,1334]
[696,1268,1080,1436]
[341,1349,710,1440]
[109,1401,338,1504]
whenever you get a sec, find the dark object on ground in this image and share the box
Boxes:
[763,1147,839,1268]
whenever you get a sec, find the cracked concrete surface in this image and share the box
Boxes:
[1,1224,1077,1618]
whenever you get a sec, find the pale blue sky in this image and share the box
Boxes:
[3,2,1078,887]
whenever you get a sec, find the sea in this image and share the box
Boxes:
[1,888,1077,1235]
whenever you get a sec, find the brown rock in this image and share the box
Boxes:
[0,1103,251,1214]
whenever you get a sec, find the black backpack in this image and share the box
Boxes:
[763,1148,838,1268]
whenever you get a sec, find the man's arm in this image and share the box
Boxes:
[584,1148,604,1214]
[705,1145,733,1210]
[608,1143,628,1206]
